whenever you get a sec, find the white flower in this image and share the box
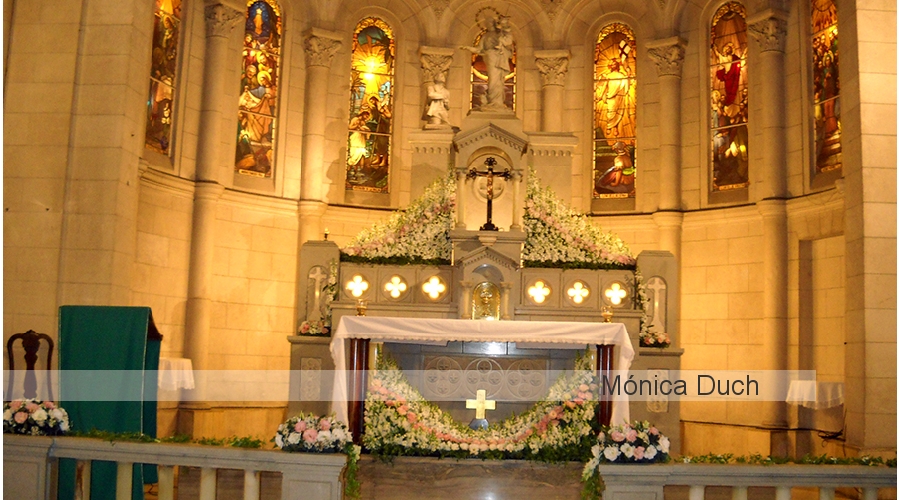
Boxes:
[31,409,48,423]
[658,436,670,454]
[287,432,301,445]
[317,430,333,443]
[50,409,66,422]
[621,443,635,458]
[644,445,658,460]
[275,434,284,448]
[603,445,621,461]
[3,409,12,421]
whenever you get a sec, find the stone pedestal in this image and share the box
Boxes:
[287,335,335,417]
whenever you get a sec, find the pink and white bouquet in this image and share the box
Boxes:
[3,399,70,436]
[275,413,351,453]
[584,420,669,470]
[639,331,671,348]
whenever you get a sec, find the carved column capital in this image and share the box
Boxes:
[419,46,454,83]
[204,4,242,38]
[748,10,788,53]
[534,50,570,86]
[647,37,687,78]
[304,28,343,67]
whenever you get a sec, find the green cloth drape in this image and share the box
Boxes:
[57,306,161,500]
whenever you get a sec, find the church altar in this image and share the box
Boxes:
[330,316,634,439]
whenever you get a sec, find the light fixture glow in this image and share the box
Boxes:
[384,275,407,298]
[422,276,447,300]
[527,280,551,304]
[604,282,627,305]
[346,275,369,298]
[567,281,590,304]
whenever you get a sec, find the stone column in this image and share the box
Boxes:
[749,11,789,434]
[459,280,474,318]
[758,199,789,429]
[748,11,788,200]
[455,168,468,229]
[510,170,523,231]
[647,37,686,258]
[499,282,512,320]
[534,50,570,132]
[299,28,342,245]
[183,4,241,386]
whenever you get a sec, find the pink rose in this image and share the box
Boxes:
[10,399,23,409]
[302,428,318,443]
[43,401,55,409]
[14,412,28,424]
[397,405,408,416]
[610,430,625,442]
[634,446,645,460]
[300,323,310,334]
[25,402,39,413]
[294,420,307,433]
[625,429,638,442]
[318,419,332,431]
[649,427,659,436]
[406,412,417,424]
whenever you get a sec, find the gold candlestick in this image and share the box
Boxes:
[601,306,613,323]
[356,299,368,316]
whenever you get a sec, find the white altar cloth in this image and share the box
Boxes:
[330,316,634,429]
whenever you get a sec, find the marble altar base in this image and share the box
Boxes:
[358,455,584,499]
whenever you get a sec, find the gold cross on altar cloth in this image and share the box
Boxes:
[466,389,496,419]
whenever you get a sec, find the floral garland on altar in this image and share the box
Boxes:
[522,172,634,269]
[363,352,600,461]
[340,170,635,270]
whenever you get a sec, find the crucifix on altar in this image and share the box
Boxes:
[467,157,511,231]
[466,389,496,430]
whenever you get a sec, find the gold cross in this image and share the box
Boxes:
[466,389,496,420]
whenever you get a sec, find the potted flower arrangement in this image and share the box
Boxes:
[3,399,70,436]
[275,413,360,499]
[639,330,671,348]
[581,420,671,500]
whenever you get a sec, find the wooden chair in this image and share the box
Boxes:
[6,329,55,400]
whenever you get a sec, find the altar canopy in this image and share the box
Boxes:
[331,316,634,428]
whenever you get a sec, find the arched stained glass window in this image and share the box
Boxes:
[593,23,637,199]
[811,0,841,172]
[145,0,182,156]
[469,9,516,111]
[346,17,395,194]
[710,2,749,192]
[235,0,282,178]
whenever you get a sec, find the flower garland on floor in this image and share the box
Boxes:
[339,170,636,269]
[3,399,69,436]
[274,412,361,499]
[363,352,599,461]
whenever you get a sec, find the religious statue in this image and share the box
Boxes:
[424,72,451,128]
[460,10,514,112]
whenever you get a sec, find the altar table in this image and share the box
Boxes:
[330,316,634,438]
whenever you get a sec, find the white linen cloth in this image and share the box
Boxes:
[157,357,196,391]
[330,316,634,432]
[785,380,844,409]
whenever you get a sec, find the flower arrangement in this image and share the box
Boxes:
[341,175,456,264]
[640,331,671,348]
[363,352,599,461]
[584,421,670,467]
[3,399,69,436]
[340,170,636,270]
[274,412,360,499]
[274,412,352,453]
[628,268,671,348]
[523,172,636,269]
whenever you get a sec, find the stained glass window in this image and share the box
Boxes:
[346,17,395,194]
[145,0,182,156]
[469,12,516,111]
[710,2,749,192]
[592,23,637,199]
[235,0,282,178]
[811,0,841,173]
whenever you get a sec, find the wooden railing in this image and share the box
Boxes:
[3,435,346,500]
